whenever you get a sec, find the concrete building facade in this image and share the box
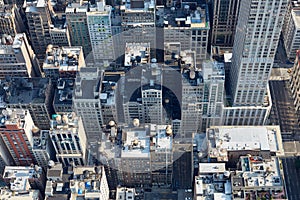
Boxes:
[49,113,87,166]
[0,33,40,79]
[211,0,240,47]
[229,0,287,106]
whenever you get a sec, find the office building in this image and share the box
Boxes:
[87,0,115,67]
[172,141,193,189]
[222,103,272,126]
[0,109,38,166]
[194,163,231,200]
[283,5,300,60]
[45,162,71,199]
[290,50,300,118]
[49,16,71,47]
[206,126,284,163]
[119,124,152,187]
[65,2,91,57]
[0,188,42,199]
[161,4,210,64]
[73,67,103,140]
[282,0,300,60]
[100,72,121,125]
[229,0,287,106]
[211,0,241,47]
[150,124,173,187]
[0,33,40,79]
[121,43,163,125]
[120,0,156,54]
[180,50,203,138]
[49,113,87,166]
[32,130,55,168]
[100,123,174,188]
[231,156,286,199]
[42,45,85,82]
[69,166,109,200]
[162,42,182,125]
[0,4,25,37]
[180,52,225,135]
[1,78,55,129]
[201,60,225,131]
[25,0,52,60]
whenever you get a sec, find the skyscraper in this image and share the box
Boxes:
[211,0,241,47]
[229,0,287,106]
[87,0,115,67]
[65,3,91,57]
[25,0,52,60]
[73,67,103,140]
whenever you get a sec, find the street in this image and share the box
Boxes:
[269,80,300,140]
[282,157,300,200]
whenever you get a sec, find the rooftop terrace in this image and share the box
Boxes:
[159,5,209,28]
[43,45,84,73]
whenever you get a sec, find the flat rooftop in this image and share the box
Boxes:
[120,0,155,11]
[3,165,43,179]
[53,78,74,106]
[50,113,80,130]
[161,5,209,28]
[181,51,203,86]
[202,60,225,80]
[0,189,40,199]
[195,165,231,199]
[74,68,101,100]
[124,43,150,67]
[0,108,27,129]
[199,163,226,174]
[207,126,284,161]
[232,156,284,191]
[43,45,83,72]
[151,124,172,151]
[100,74,119,106]
[2,77,51,105]
[121,127,150,158]
[33,130,50,150]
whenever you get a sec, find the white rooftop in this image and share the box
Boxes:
[213,193,231,200]
[199,163,226,174]
[152,125,172,151]
[208,126,280,152]
[124,43,150,67]
[121,129,150,158]
[238,156,283,188]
